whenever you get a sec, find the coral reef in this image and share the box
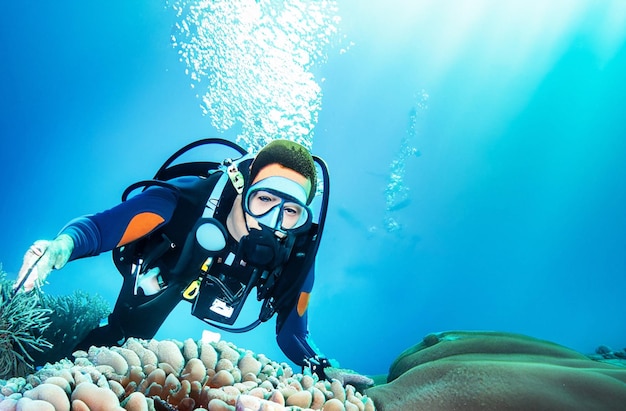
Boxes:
[0,273,53,378]
[0,271,111,377]
[2,274,622,411]
[366,330,626,411]
[589,344,626,368]
[2,327,625,411]
[27,290,111,366]
[0,337,376,411]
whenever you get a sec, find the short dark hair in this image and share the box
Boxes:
[249,140,317,204]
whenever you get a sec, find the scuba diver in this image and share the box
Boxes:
[14,139,367,384]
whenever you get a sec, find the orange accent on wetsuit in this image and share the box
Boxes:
[297,291,310,317]
[116,212,165,247]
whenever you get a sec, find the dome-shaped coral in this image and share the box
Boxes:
[0,337,376,411]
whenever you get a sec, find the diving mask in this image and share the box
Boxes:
[244,176,312,232]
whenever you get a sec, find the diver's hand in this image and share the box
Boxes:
[14,234,74,292]
[305,356,374,391]
[305,356,333,380]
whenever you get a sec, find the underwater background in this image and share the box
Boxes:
[1,0,625,378]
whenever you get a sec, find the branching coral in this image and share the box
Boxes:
[27,290,111,366]
[0,273,53,378]
[0,267,111,377]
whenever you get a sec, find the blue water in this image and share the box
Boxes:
[1,1,625,377]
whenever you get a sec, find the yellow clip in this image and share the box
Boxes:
[183,279,201,300]
[201,257,213,273]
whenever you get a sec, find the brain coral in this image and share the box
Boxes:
[366,330,626,411]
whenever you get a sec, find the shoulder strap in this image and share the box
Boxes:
[196,155,331,333]
[120,138,249,201]
[154,138,248,181]
[112,138,249,279]
[202,154,251,218]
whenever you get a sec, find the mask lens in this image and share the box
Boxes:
[246,188,311,231]
[247,190,281,217]
[280,201,306,229]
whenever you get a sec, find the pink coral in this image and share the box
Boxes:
[0,337,377,411]
[23,383,70,411]
[16,398,56,411]
[181,358,207,383]
[122,392,148,411]
[156,340,185,376]
[71,382,125,411]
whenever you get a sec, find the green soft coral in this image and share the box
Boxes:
[0,268,111,377]
[26,289,111,366]
[0,273,53,378]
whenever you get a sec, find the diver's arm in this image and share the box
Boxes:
[275,284,338,382]
[276,304,321,365]
[274,266,374,388]
[275,264,324,366]
[60,186,178,260]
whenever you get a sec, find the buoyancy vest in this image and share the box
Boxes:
[113,171,238,285]
[111,138,330,332]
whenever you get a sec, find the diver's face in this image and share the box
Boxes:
[244,164,312,233]
[248,190,307,230]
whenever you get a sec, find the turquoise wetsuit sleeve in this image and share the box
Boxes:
[275,264,323,366]
[60,186,178,260]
